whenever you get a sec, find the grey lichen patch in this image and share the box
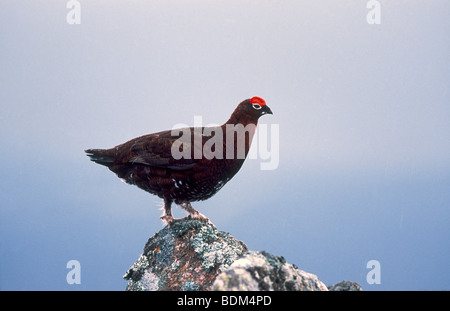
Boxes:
[125,270,160,291]
[328,280,362,291]
[260,250,286,266]
[182,280,201,291]
[191,223,247,272]
[123,254,149,282]
[171,261,180,270]
[169,218,206,237]
[154,232,174,267]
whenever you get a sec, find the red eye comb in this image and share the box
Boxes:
[250,96,266,106]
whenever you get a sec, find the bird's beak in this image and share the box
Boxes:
[262,105,273,115]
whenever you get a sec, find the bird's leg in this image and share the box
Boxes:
[180,202,210,223]
[160,198,175,225]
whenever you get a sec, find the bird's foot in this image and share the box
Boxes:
[160,214,175,225]
[160,198,178,226]
[160,201,213,226]
[186,211,212,224]
[180,202,213,225]
[160,214,212,226]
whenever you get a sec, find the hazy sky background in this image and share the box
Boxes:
[1,1,449,290]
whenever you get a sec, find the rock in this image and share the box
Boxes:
[124,218,356,291]
[123,218,248,291]
[212,251,328,291]
[328,280,362,291]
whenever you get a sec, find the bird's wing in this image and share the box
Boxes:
[126,128,206,171]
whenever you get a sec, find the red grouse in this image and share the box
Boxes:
[85,97,272,223]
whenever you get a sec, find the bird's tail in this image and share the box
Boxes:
[85,148,115,167]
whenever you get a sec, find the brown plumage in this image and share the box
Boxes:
[85,97,272,223]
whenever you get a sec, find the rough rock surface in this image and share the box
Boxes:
[124,218,247,291]
[328,280,362,291]
[124,218,359,291]
[212,250,328,291]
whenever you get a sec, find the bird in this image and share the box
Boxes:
[85,96,272,224]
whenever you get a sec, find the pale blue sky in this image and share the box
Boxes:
[1,1,449,290]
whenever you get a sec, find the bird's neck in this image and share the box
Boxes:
[219,104,260,160]
[224,107,258,128]
[221,121,257,161]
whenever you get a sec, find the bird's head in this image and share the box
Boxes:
[226,96,273,126]
[249,96,273,117]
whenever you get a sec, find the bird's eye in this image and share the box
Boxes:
[252,104,262,110]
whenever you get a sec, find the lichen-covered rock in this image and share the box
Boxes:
[328,280,362,291]
[124,218,358,291]
[212,251,328,291]
[123,218,248,291]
